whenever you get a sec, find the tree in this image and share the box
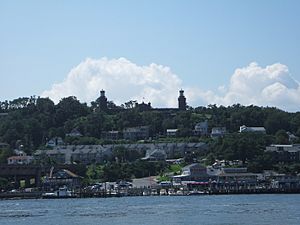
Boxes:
[264,111,290,134]
[55,96,89,125]
[0,145,13,163]
[86,164,103,181]
[124,100,137,109]
[36,97,55,114]
[275,130,289,144]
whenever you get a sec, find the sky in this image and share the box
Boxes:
[1,0,300,111]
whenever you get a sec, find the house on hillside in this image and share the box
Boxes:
[239,125,266,133]
[211,127,226,138]
[142,149,167,161]
[46,137,64,147]
[194,121,208,136]
[265,144,300,163]
[7,155,33,165]
[34,145,112,165]
[0,143,9,149]
[102,131,122,140]
[166,129,178,137]
[66,128,83,137]
[123,126,149,140]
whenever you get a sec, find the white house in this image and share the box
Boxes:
[239,125,266,133]
[167,129,178,137]
[211,127,226,138]
[194,121,208,136]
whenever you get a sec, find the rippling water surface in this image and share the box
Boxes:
[1,194,300,225]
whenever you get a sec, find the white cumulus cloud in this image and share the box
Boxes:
[191,62,300,112]
[42,57,183,107]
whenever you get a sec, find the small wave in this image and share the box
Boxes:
[0,212,43,218]
[66,211,127,218]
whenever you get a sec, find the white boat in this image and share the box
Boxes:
[42,186,76,198]
[188,190,207,195]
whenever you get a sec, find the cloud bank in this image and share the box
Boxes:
[42,58,300,112]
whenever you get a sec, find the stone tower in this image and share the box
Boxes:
[178,89,187,110]
[99,90,108,111]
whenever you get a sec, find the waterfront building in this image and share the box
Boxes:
[173,163,209,184]
[43,169,82,190]
[173,163,259,187]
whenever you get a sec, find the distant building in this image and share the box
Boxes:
[99,90,108,111]
[211,127,226,138]
[13,149,26,156]
[173,163,209,183]
[178,89,187,110]
[102,131,122,140]
[239,125,266,133]
[287,132,298,142]
[34,142,207,165]
[135,102,152,111]
[194,121,208,136]
[66,128,83,137]
[34,145,112,165]
[43,169,82,190]
[94,89,188,112]
[7,155,33,165]
[47,137,64,147]
[167,129,178,137]
[0,143,9,149]
[265,144,300,163]
[123,126,150,140]
[173,163,257,185]
[142,149,167,161]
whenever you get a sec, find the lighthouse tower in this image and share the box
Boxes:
[178,89,187,110]
[99,90,108,111]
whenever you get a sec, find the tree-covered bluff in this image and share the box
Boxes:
[1,96,300,176]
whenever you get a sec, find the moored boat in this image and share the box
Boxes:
[42,186,77,199]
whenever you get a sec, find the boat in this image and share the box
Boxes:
[187,190,207,195]
[42,186,77,199]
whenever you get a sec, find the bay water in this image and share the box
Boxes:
[0,194,299,225]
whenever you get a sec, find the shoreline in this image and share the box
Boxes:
[1,188,300,200]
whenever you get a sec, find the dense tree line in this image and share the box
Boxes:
[1,97,300,152]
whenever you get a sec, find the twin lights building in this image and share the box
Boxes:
[98,89,187,112]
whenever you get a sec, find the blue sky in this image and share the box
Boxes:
[1,0,300,111]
